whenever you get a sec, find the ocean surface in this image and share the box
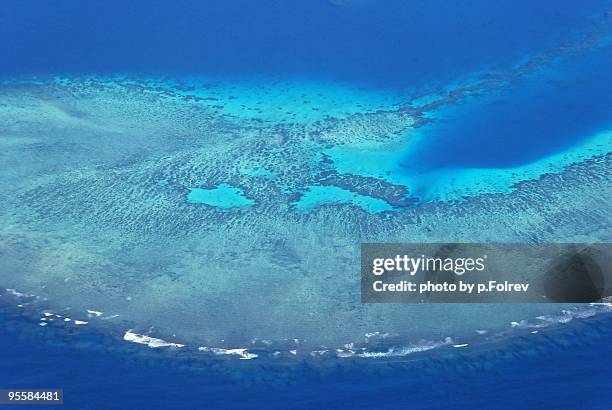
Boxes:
[1,310,612,409]
[1,0,611,408]
[2,0,609,85]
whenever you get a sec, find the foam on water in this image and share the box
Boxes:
[124,330,185,348]
[4,287,612,364]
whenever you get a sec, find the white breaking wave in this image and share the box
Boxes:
[356,337,454,358]
[198,346,258,360]
[123,330,185,348]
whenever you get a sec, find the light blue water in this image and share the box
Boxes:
[187,184,255,208]
[176,76,404,123]
[294,185,394,213]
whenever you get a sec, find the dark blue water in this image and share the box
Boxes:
[1,314,612,409]
[1,0,609,89]
[405,43,612,171]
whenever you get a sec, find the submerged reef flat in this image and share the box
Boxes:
[0,72,610,357]
[2,15,612,357]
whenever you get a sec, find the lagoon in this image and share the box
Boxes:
[187,184,254,209]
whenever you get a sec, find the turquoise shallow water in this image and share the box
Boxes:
[187,184,255,208]
[294,185,393,213]
[325,129,611,203]
[177,76,404,123]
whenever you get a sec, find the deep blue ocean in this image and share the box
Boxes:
[0,0,609,87]
[1,1,612,408]
[406,45,612,170]
[2,314,612,409]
